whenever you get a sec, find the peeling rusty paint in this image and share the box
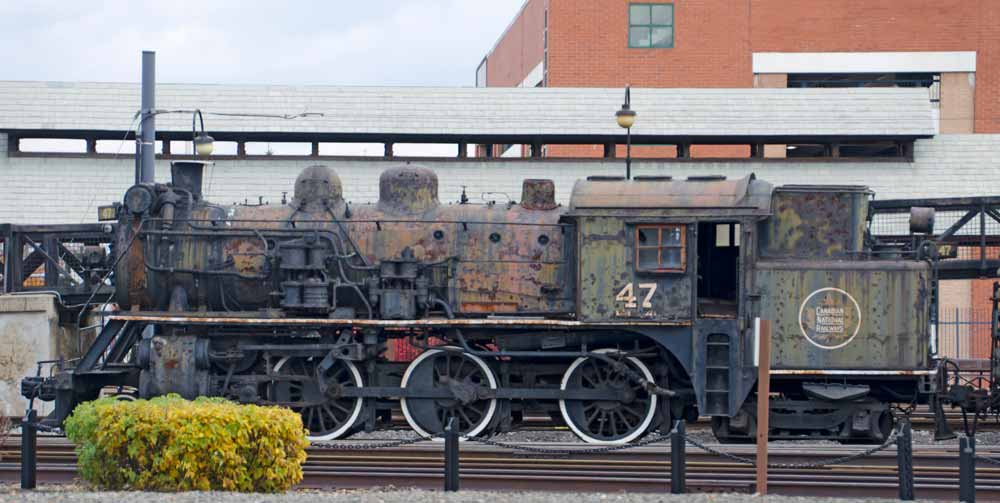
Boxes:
[124,164,574,316]
[761,186,871,259]
[771,369,935,376]
[569,175,773,215]
[578,216,693,322]
[756,260,930,370]
[377,165,438,215]
[109,313,690,328]
[520,179,558,211]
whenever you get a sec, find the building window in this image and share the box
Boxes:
[636,224,685,272]
[715,223,741,248]
[629,3,673,48]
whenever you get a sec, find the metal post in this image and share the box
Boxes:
[956,307,961,357]
[444,417,459,492]
[626,126,632,180]
[20,409,37,489]
[617,85,634,179]
[756,319,771,495]
[959,435,976,503]
[897,418,914,500]
[139,50,156,184]
[670,419,686,494]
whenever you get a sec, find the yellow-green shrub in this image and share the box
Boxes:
[63,394,308,492]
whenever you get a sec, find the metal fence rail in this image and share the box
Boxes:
[938,308,992,359]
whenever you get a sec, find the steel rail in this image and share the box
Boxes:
[4,408,999,436]
[3,439,1000,498]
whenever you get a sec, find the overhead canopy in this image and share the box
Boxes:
[0,82,935,143]
[568,174,774,216]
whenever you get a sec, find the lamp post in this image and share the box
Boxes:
[192,109,215,156]
[615,86,636,180]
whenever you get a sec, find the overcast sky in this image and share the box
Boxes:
[0,0,524,86]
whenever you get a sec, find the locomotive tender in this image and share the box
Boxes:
[23,161,941,444]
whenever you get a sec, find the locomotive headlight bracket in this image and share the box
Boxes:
[192,109,214,156]
[124,184,156,214]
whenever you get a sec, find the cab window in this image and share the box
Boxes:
[636,224,685,272]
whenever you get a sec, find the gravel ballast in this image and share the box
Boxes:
[0,487,915,503]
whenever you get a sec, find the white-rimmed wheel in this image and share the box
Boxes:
[559,349,658,444]
[270,356,364,441]
[400,347,498,439]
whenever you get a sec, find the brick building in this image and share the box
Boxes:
[478,0,1000,355]
[480,0,997,157]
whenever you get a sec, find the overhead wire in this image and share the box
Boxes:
[79,113,142,223]
[143,109,324,199]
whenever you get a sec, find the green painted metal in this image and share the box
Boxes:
[760,185,871,259]
[755,260,931,370]
[577,216,693,322]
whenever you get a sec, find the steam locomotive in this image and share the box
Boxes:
[23,161,949,444]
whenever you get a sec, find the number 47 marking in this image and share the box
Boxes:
[615,282,658,309]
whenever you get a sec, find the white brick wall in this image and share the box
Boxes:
[2,134,999,224]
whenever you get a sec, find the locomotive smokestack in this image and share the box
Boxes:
[170,161,208,199]
[138,50,156,184]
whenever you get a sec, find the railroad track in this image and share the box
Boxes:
[395,410,1000,434]
[2,437,999,498]
[5,408,998,434]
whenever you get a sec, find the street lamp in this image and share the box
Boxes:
[192,109,214,156]
[615,86,636,179]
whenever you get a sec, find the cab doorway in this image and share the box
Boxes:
[697,222,740,318]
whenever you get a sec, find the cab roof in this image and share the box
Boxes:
[568,174,773,216]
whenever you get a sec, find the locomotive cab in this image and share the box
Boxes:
[567,174,773,418]
[568,174,772,323]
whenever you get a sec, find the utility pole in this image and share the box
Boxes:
[138,50,156,184]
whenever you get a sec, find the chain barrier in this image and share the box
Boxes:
[678,433,757,465]
[20,421,63,435]
[309,421,898,471]
[19,410,903,470]
[468,429,677,456]
[310,433,429,451]
[975,453,1000,466]
[681,425,901,469]
[309,422,680,455]
[767,430,900,469]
